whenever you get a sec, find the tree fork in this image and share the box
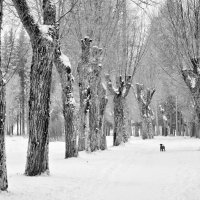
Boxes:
[105,74,132,146]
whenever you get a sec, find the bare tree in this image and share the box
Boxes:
[166,0,200,125]
[105,0,148,145]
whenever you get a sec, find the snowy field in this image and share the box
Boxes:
[1,136,200,200]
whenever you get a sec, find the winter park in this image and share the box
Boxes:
[1,0,200,200]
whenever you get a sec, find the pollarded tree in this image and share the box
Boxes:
[105,74,132,146]
[0,0,8,190]
[12,0,56,176]
[87,45,103,152]
[78,37,107,152]
[77,37,92,151]
[135,83,155,139]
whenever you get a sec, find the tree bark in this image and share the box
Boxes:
[54,24,78,158]
[12,0,55,176]
[0,75,7,191]
[0,0,8,190]
[88,46,103,152]
[98,85,108,150]
[77,37,92,151]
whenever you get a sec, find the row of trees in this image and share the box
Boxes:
[2,0,199,192]
[0,0,156,191]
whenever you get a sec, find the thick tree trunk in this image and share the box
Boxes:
[77,37,92,151]
[113,95,125,145]
[88,92,99,151]
[87,46,103,152]
[12,0,56,176]
[25,38,53,175]
[0,1,8,190]
[141,117,153,139]
[182,70,200,130]
[106,74,131,146]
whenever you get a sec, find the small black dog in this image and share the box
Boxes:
[160,144,165,151]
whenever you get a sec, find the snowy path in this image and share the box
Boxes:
[1,136,200,200]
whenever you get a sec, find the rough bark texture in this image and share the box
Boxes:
[105,74,131,146]
[98,85,108,150]
[88,46,102,151]
[88,46,103,152]
[12,0,55,176]
[0,75,7,191]
[54,24,78,158]
[77,37,92,151]
[136,83,155,139]
[0,1,8,190]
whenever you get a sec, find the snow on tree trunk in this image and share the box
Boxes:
[105,74,131,146]
[12,0,56,176]
[88,46,103,152]
[54,24,78,158]
[136,83,155,139]
[0,1,8,190]
[182,69,200,129]
[77,37,92,151]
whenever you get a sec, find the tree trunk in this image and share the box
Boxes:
[113,95,125,145]
[135,83,155,139]
[17,114,19,136]
[0,75,8,191]
[12,0,56,176]
[87,46,103,152]
[98,85,108,150]
[0,1,8,190]
[25,38,53,175]
[20,63,26,136]
[77,37,92,151]
[106,74,131,146]
[54,25,78,158]
[19,110,22,135]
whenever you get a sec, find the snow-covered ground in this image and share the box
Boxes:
[1,136,200,200]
